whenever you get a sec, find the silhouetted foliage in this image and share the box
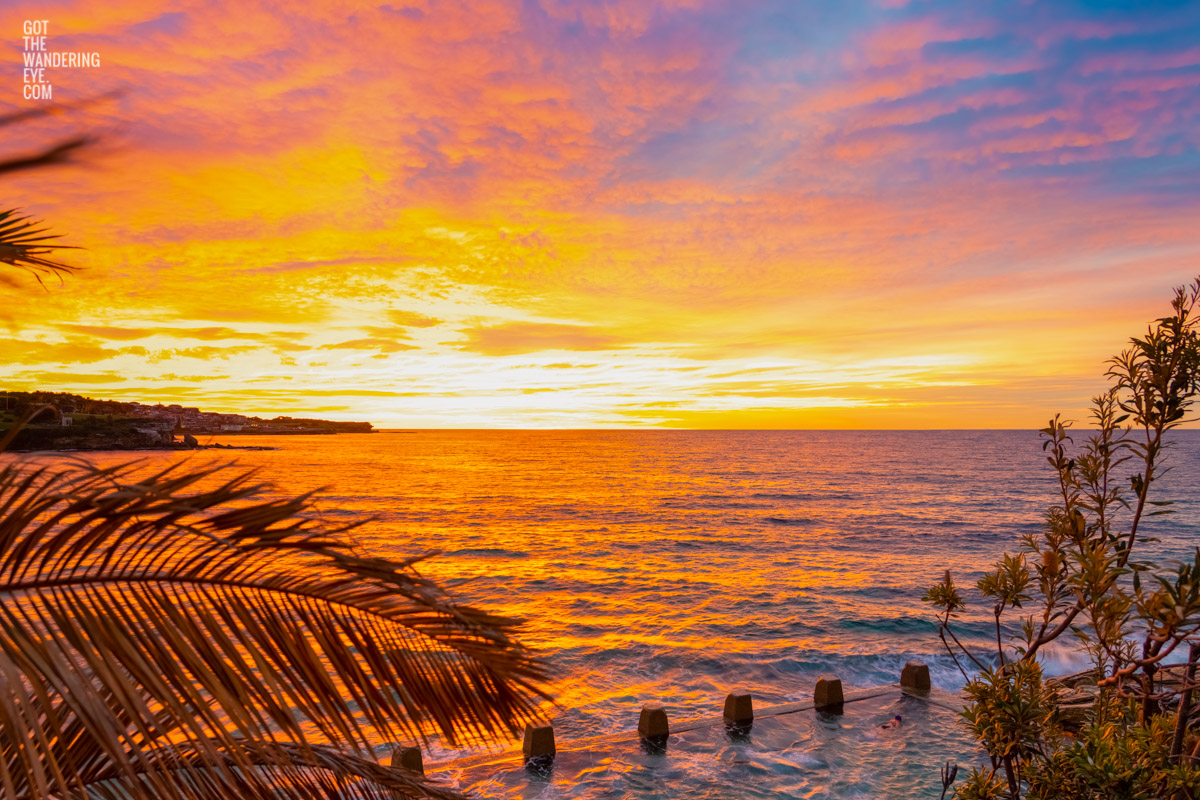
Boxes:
[925,278,1200,799]
[0,208,79,285]
[0,460,551,799]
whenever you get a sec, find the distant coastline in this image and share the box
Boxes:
[1,390,375,452]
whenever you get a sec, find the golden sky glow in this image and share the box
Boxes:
[3,0,1200,427]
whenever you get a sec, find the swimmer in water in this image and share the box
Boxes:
[881,715,902,730]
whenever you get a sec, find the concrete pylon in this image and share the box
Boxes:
[638,702,670,740]
[390,746,423,775]
[814,677,845,712]
[723,691,754,725]
[522,723,556,764]
[901,661,931,692]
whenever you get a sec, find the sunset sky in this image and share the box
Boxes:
[3,0,1199,428]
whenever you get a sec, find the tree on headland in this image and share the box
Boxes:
[925,278,1200,799]
[1,107,551,799]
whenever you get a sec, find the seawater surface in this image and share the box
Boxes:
[15,430,1200,797]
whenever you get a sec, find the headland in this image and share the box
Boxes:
[0,391,375,452]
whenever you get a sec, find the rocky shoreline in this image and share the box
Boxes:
[7,441,280,453]
[1048,666,1192,732]
[1047,668,1102,732]
[3,427,285,453]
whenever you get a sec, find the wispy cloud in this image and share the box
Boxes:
[320,338,419,354]
[456,323,629,356]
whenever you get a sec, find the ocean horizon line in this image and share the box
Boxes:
[372,426,1200,432]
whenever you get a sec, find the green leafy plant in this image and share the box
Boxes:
[925,278,1200,800]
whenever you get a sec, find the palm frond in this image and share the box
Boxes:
[0,91,121,132]
[0,208,79,284]
[0,137,91,176]
[0,460,553,800]
[76,740,465,800]
[0,404,57,453]
[0,91,119,176]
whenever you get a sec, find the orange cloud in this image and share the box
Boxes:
[320,338,419,354]
[457,323,628,356]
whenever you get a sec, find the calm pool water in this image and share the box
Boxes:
[446,690,972,799]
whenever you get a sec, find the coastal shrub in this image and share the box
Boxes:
[924,278,1200,800]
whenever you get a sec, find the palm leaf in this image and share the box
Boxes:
[0,94,113,285]
[59,740,466,800]
[0,404,58,453]
[0,137,91,177]
[0,92,117,176]
[0,209,79,284]
[0,459,553,799]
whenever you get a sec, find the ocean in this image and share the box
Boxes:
[16,429,1200,797]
